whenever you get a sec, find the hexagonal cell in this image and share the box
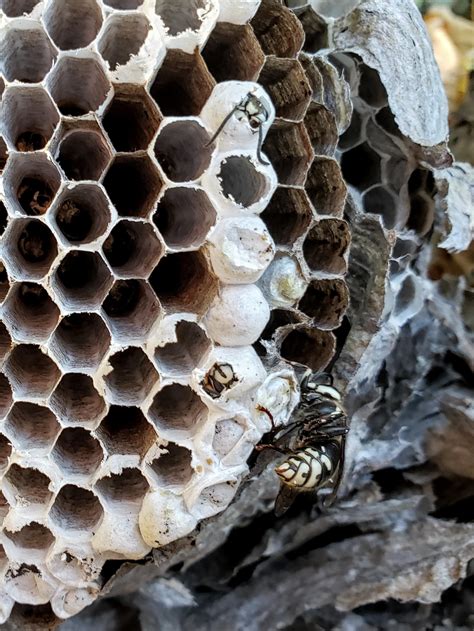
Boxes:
[47,54,110,116]
[261,187,312,247]
[50,313,111,373]
[51,428,104,481]
[358,64,388,109]
[303,219,350,275]
[218,156,269,207]
[375,106,403,139]
[4,153,61,216]
[363,185,398,230]
[2,282,60,344]
[4,402,60,453]
[258,57,312,121]
[0,434,12,472]
[44,0,102,51]
[298,6,328,53]
[154,188,216,250]
[3,465,52,507]
[213,418,245,459]
[2,0,41,16]
[341,142,382,191]
[95,468,149,506]
[2,86,60,152]
[102,220,163,278]
[1,23,56,83]
[50,374,106,428]
[407,192,435,236]
[339,109,364,151]
[251,0,304,57]
[102,86,160,152]
[304,103,338,156]
[150,49,214,117]
[202,23,264,82]
[154,320,211,376]
[0,375,13,420]
[148,384,207,436]
[102,279,161,343]
[4,523,55,553]
[154,0,212,36]
[52,251,113,311]
[154,121,213,183]
[104,348,159,406]
[147,443,193,488]
[5,566,54,607]
[96,406,157,457]
[262,121,313,186]
[4,345,61,400]
[52,184,111,245]
[49,485,103,531]
[280,326,335,372]
[298,279,349,330]
[150,251,218,315]
[0,261,10,303]
[55,125,113,181]
[306,157,347,217]
[5,219,58,280]
[103,155,163,218]
[98,13,150,71]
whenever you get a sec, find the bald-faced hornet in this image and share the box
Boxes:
[201,362,238,399]
[206,93,270,165]
[256,371,348,516]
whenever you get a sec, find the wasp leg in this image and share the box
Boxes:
[256,405,277,433]
[254,443,291,455]
[256,124,269,165]
[205,103,241,147]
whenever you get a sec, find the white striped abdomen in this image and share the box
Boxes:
[275,442,339,491]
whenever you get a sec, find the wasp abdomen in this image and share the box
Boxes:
[275,441,340,491]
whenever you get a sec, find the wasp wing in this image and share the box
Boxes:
[274,484,299,517]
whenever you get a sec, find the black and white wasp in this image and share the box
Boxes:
[201,362,238,399]
[256,371,348,516]
[206,93,270,165]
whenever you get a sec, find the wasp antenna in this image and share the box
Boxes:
[205,102,241,147]
[256,124,269,165]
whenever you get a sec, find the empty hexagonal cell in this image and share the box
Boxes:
[102,86,160,152]
[155,0,212,37]
[298,279,349,330]
[44,0,102,51]
[52,251,113,311]
[154,188,216,249]
[258,58,312,121]
[358,64,388,109]
[148,384,207,436]
[4,345,60,400]
[102,280,161,343]
[3,465,52,507]
[102,220,163,278]
[0,261,10,302]
[51,428,104,480]
[217,155,269,208]
[363,185,398,230]
[2,282,60,343]
[104,348,159,406]
[304,103,338,156]
[52,184,111,245]
[202,23,264,82]
[96,406,157,457]
[4,402,60,453]
[99,13,150,71]
[147,443,193,488]
[0,376,13,419]
[4,523,54,553]
[1,23,56,83]
[2,87,60,152]
[154,320,211,376]
[2,0,41,16]
[49,485,103,531]
[55,126,113,181]
[251,0,304,57]
[280,326,335,372]
[261,187,312,247]
[96,468,149,506]
[47,55,110,116]
[50,313,111,373]
[262,121,313,186]
[154,121,213,183]
[50,374,106,428]
[341,142,382,192]
[0,434,12,472]
[103,155,163,218]
[407,192,435,236]
[339,109,364,151]
[305,157,347,216]
[150,49,214,117]
[303,219,350,275]
[5,566,54,606]
[5,219,58,280]
[150,251,218,315]
[4,153,61,216]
